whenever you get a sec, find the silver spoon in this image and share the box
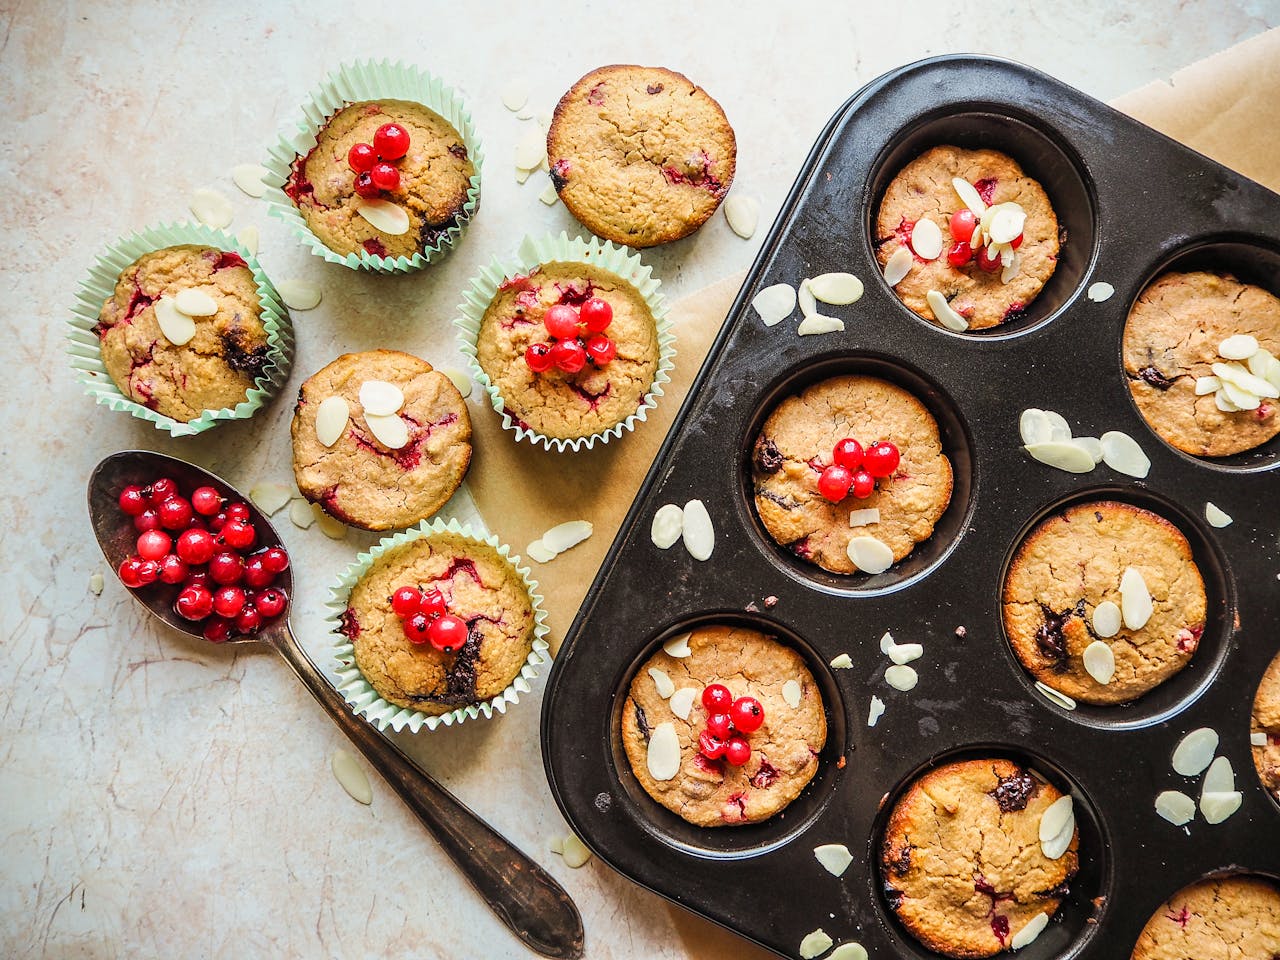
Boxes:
[88,449,584,959]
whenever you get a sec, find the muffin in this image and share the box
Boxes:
[619,625,826,827]
[291,350,472,531]
[875,145,1060,330]
[337,530,535,714]
[285,99,476,259]
[1123,271,1280,457]
[751,374,953,575]
[94,245,271,422]
[1254,649,1280,803]
[880,758,1079,959]
[1002,501,1207,705]
[546,65,736,247]
[474,260,660,441]
[1131,875,1280,959]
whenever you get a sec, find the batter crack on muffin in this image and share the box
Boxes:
[1131,875,1280,959]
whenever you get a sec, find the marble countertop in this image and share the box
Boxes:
[3,2,1277,958]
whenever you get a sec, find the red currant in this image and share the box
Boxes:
[701,683,733,712]
[579,297,613,333]
[373,123,411,161]
[260,546,290,574]
[347,142,377,173]
[543,304,581,340]
[817,464,853,502]
[209,511,228,532]
[864,441,901,478]
[1010,232,1024,250]
[137,529,172,561]
[133,508,161,532]
[949,208,977,244]
[184,571,211,592]
[851,469,876,499]
[118,485,147,516]
[208,551,244,585]
[353,171,380,199]
[234,605,263,635]
[254,587,288,619]
[225,503,251,523]
[175,584,214,620]
[191,486,223,516]
[158,554,189,585]
[723,736,752,766]
[420,588,448,620]
[550,338,587,373]
[158,496,193,531]
[705,712,733,739]
[402,613,432,644]
[525,342,554,373]
[428,613,468,654]
[391,585,422,618]
[975,244,1002,272]
[946,241,974,267]
[220,520,256,551]
[698,730,726,760]
[832,438,864,470]
[584,334,616,367]
[730,696,765,733]
[147,478,178,503]
[176,528,216,565]
[212,586,246,619]
[243,555,274,589]
[370,162,400,192]
[118,556,147,589]
[203,617,233,643]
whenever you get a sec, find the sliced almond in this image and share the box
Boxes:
[1194,375,1221,395]
[561,833,592,868]
[313,503,346,539]
[1215,390,1242,413]
[358,380,404,417]
[155,296,196,345]
[440,368,473,399]
[1043,813,1075,860]
[236,225,260,257]
[1072,436,1104,464]
[884,664,918,691]
[662,632,692,658]
[848,507,880,527]
[525,540,556,564]
[330,749,373,805]
[500,78,528,112]
[883,247,914,287]
[799,930,834,960]
[538,182,559,205]
[1247,349,1280,389]
[925,289,969,331]
[879,631,896,654]
[189,188,234,229]
[867,695,886,726]
[1092,601,1122,638]
[669,687,696,721]
[1038,795,1074,845]
[651,503,684,549]
[1213,361,1279,398]
[1172,728,1219,776]
[888,643,923,665]
[723,194,759,239]
[231,163,271,198]
[548,835,563,854]
[1203,755,1235,795]
[648,667,675,699]
[1024,441,1096,473]
[1120,567,1153,630]
[952,177,986,215]
[249,482,293,516]
[1250,731,1267,747]
[909,218,943,260]
[315,396,350,447]
[798,278,817,317]
[1204,502,1232,528]
[1035,681,1076,711]
[515,166,534,184]
[276,278,322,311]
[830,944,869,960]
[808,272,864,305]
[987,203,1026,244]
[847,536,893,574]
[1086,281,1115,302]
[1020,409,1052,446]
[1100,430,1150,478]
[1219,334,1260,360]
[752,283,796,326]
[681,499,714,561]
[364,412,409,450]
[830,653,853,669]
[542,520,593,554]
[646,722,681,780]
[813,844,853,877]
[1200,791,1243,824]
[173,288,218,317]
[1220,380,1261,410]
[356,199,410,235]
[1044,410,1072,441]
[89,572,105,595]
[1010,912,1050,950]
[514,128,545,170]
[1082,640,1115,685]
[797,313,844,336]
[781,679,803,708]
[1155,790,1196,826]
[1000,252,1022,284]
[289,498,316,529]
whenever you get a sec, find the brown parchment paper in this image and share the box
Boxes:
[470,28,1280,959]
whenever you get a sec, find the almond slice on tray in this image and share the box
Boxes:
[867,695,886,726]
[189,187,234,229]
[681,500,714,561]
[1086,281,1115,302]
[1100,430,1150,478]
[799,930,834,960]
[1019,409,1052,446]
[807,272,864,305]
[884,664,918,691]
[1024,441,1095,473]
[723,194,759,239]
[797,314,844,336]
[560,833,593,868]
[752,283,796,326]
[1200,791,1243,824]
[651,503,684,548]
[1155,790,1196,826]
[232,163,271,198]
[1172,727,1219,776]
[1205,502,1232,528]
[830,653,853,669]
[798,278,817,317]
[276,278,322,311]
[813,843,853,877]
[1202,755,1235,794]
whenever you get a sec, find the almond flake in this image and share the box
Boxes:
[1194,376,1221,395]
[89,572,105,595]
[662,632,692,658]
[515,166,534,184]
[236,225,260,257]
[1091,601,1122,638]
[231,163,270,198]
[1204,502,1232,528]
[364,412,409,450]
[830,653,853,669]
[548,836,563,854]
[1247,349,1280,388]
[884,664,918,691]
[1155,790,1196,826]
[926,289,969,331]
[797,278,818,317]
[330,748,373,804]
[830,945,868,960]
[1213,361,1279,399]
[1044,410,1072,441]
[561,833,592,868]
[723,194,759,239]
[987,203,1026,244]
[276,278,322,311]
[909,218,943,260]
[1035,681,1076,710]
[1202,755,1235,795]
[289,498,315,529]
[174,288,218,317]
[155,296,196,345]
[1024,441,1096,473]
[500,79,528,112]
[681,500,714,561]
[883,247,914,287]
[1172,727,1219,776]
[808,272,864,305]
[797,313,844,336]
[440,368,473,399]
[1010,912,1050,949]
[315,396,350,447]
[1215,390,1242,412]
[525,540,556,564]
[1100,431,1150,478]
[358,380,404,416]
[1086,281,1115,302]
[651,503,684,549]
[646,722,681,781]
[888,643,923,665]
[1120,567,1153,630]
[1221,380,1262,410]
[1082,640,1115,685]
[514,129,545,170]
[813,844,853,877]
[752,283,796,326]
[356,198,410,235]
[782,679,802,708]
[1200,791,1243,824]
[313,503,346,539]
[1250,731,1267,747]
[541,520,592,554]
[1219,334,1259,360]
[952,177,986,215]
[538,182,559,205]
[189,187,234,229]
[1073,436,1104,464]
[847,535,893,574]
[669,687,696,720]
[1039,796,1075,859]
[799,929,834,960]
[867,695,886,726]
[1000,252,1022,284]
[1019,409,1052,445]
[648,667,675,699]
[879,631,897,655]
[249,482,292,516]
[848,507,880,527]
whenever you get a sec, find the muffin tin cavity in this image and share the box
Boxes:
[739,353,974,597]
[999,486,1234,731]
[1252,649,1280,811]
[866,107,1097,339]
[608,614,847,859]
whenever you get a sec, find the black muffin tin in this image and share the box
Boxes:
[541,56,1280,959]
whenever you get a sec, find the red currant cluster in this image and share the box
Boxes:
[116,479,290,642]
[390,584,469,654]
[347,123,412,199]
[946,206,1023,271]
[816,438,900,503]
[524,296,618,374]
[697,684,765,766]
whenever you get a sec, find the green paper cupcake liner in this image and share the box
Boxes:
[325,517,550,733]
[262,59,483,273]
[66,221,294,438]
[454,231,675,452]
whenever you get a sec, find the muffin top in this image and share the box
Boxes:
[475,261,660,440]
[95,244,270,422]
[286,99,475,259]
[1131,875,1280,960]
[291,350,472,531]
[547,65,736,247]
[1253,650,1280,804]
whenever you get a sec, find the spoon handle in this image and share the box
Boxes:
[269,623,584,960]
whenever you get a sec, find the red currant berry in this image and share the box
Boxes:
[212,586,246,619]
[191,486,223,516]
[208,551,244,585]
[158,496,193,531]
[118,485,147,516]
[369,162,400,192]
[705,712,733,739]
[729,696,765,733]
[147,478,178,503]
[254,587,288,619]
[176,528,216,565]
[550,338,587,374]
[158,554,189,585]
[579,297,613,333]
[373,123,411,161]
[402,613,432,644]
[832,438,864,470]
[723,736,752,766]
[183,571,211,592]
[136,559,160,585]
[428,613,468,654]
[220,520,256,551]
[698,730,726,760]
[260,546,290,574]
[1010,232,1024,250]
[242,555,274,589]
[203,616,233,643]
[543,304,581,340]
[175,584,214,621]
[234,605,262,635]
[975,244,1002,272]
[391,586,422,618]
[949,208,977,244]
[817,464,854,502]
[133,508,161,532]
[209,511,228,532]
[353,171,380,199]
[525,342,554,373]
[864,441,900,478]
[347,142,377,173]
[701,683,733,712]
[118,556,148,589]
[946,241,974,267]
[225,503,251,523]
[420,588,447,620]
[584,334,616,367]
[136,529,172,561]
[851,469,876,499]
